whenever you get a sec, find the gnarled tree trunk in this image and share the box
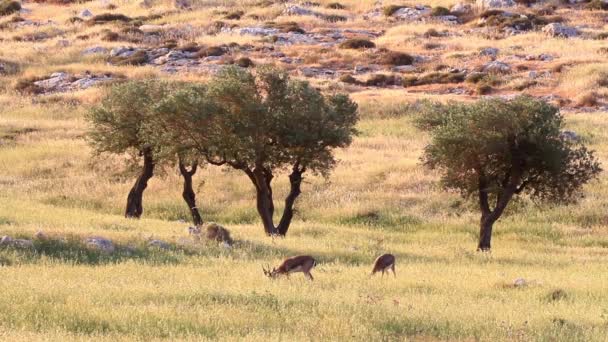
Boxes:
[179,160,203,226]
[477,214,496,251]
[245,164,304,236]
[125,146,155,219]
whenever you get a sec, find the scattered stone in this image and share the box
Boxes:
[34,230,47,240]
[513,278,527,287]
[451,2,472,14]
[0,236,33,249]
[80,9,93,18]
[476,0,515,8]
[392,6,430,21]
[480,47,499,59]
[82,46,108,55]
[393,65,416,73]
[148,239,170,250]
[542,23,578,38]
[561,130,580,141]
[174,0,191,10]
[139,24,164,33]
[56,39,70,47]
[238,27,278,36]
[0,236,13,246]
[300,67,336,78]
[85,237,115,253]
[32,72,115,93]
[484,60,511,73]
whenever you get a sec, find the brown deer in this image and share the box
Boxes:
[371,253,396,277]
[263,255,317,281]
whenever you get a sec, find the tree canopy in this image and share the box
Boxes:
[416,96,601,250]
[154,66,359,235]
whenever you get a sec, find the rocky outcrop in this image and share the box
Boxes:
[542,23,578,38]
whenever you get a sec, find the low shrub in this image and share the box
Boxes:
[339,38,375,49]
[109,50,148,66]
[381,51,414,66]
[430,6,451,16]
[235,57,254,68]
[264,21,305,33]
[86,13,131,26]
[224,10,244,20]
[0,0,20,17]
[327,2,345,9]
[324,14,347,22]
[402,72,466,87]
[383,5,405,16]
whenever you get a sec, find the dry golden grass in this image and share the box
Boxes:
[2,0,608,340]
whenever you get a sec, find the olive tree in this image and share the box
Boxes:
[156,66,358,236]
[87,80,205,224]
[416,96,601,251]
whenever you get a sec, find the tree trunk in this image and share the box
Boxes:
[477,215,495,252]
[250,168,278,236]
[277,167,303,236]
[125,147,155,219]
[179,160,203,226]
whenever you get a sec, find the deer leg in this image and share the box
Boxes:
[391,264,396,277]
[305,272,314,281]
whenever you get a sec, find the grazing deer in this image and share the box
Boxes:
[371,253,396,277]
[263,255,317,281]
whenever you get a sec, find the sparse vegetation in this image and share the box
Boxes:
[2,0,608,339]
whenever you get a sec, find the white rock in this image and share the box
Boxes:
[542,23,578,38]
[451,2,472,14]
[484,60,511,73]
[393,65,416,73]
[238,27,278,36]
[479,47,499,58]
[80,9,93,17]
[83,46,108,55]
[86,237,115,254]
[139,24,164,33]
[476,0,515,8]
[148,239,170,250]
[513,278,527,287]
[0,236,13,245]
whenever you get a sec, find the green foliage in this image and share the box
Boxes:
[416,96,601,204]
[158,66,359,176]
[86,80,171,160]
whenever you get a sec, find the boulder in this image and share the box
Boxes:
[479,47,499,59]
[86,237,115,254]
[542,23,578,38]
[139,24,164,33]
[148,239,170,250]
[451,2,472,14]
[476,0,515,8]
[83,46,108,55]
[238,27,278,36]
[484,60,511,73]
[513,278,527,287]
[0,236,13,246]
[80,9,93,17]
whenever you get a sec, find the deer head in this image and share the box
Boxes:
[262,264,277,278]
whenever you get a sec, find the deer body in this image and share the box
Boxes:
[263,255,317,280]
[371,253,396,277]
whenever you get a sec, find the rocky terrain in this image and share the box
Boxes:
[1,0,607,109]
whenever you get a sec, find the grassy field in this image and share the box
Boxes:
[1,93,608,341]
[2,0,608,340]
